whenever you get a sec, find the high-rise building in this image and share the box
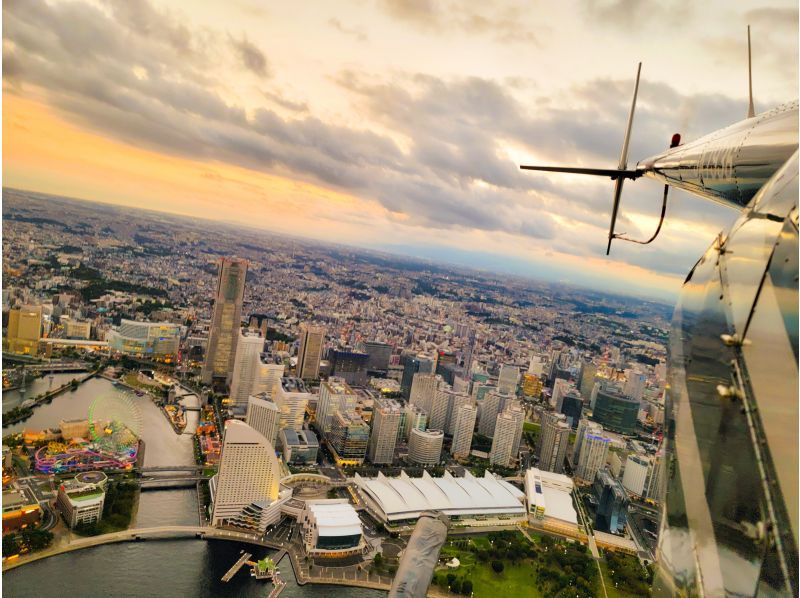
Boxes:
[574,431,611,484]
[579,362,598,399]
[444,390,473,435]
[559,391,584,429]
[538,412,570,473]
[400,403,427,441]
[273,377,311,432]
[316,378,357,434]
[211,420,284,532]
[522,374,543,399]
[623,369,647,402]
[296,323,324,381]
[229,330,265,408]
[329,349,369,386]
[328,410,370,465]
[572,418,602,465]
[246,394,281,447]
[477,390,508,437]
[362,341,392,372]
[450,403,477,459]
[408,428,443,466]
[592,386,639,434]
[646,450,665,502]
[497,364,520,395]
[551,378,573,410]
[593,469,629,534]
[202,257,248,385]
[489,404,524,467]
[409,373,442,416]
[528,354,546,377]
[399,353,434,398]
[5,305,42,355]
[368,397,402,464]
[621,454,651,497]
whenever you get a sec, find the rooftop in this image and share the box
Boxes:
[306,500,362,538]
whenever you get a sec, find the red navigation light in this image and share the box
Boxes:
[670,133,681,148]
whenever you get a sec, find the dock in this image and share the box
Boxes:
[221,551,252,582]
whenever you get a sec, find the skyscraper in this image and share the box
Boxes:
[575,431,611,484]
[328,410,370,465]
[273,377,311,432]
[229,330,265,408]
[579,362,597,399]
[296,323,324,380]
[450,403,477,460]
[246,394,280,447]
[444,390,473,435]
[623,369,647,402]
[572,418,602,465]
[592,385,639,434]
[559,390,584,429]
[538,412,570,473]
[489,404,524,467]
[409,373,442,416]
[211,420,283,532]
[621,454,651,497]
[202,257,248,385]
[497,364,520,395]
[408,428,443,465]
[368,397,402,464]
[316,378,357,434]
[401,403,427,442]
[477,390,508,437]
[5,305,42,355]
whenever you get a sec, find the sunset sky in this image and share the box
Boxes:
[3,0,798,300]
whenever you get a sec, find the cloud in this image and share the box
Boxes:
[229,35,270,78]
[327,17,368,42]
[2,0,762,280]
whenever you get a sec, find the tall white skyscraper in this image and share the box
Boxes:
[528,354,546,377]
[623,369,647,402]
[574,431,611,484]
[445,390,474,435]
[489,403,524,467]
[497,364,520,395]
[273,378,311,432]
[621,454,651,496]
[316,378,357,434]
[401,403,427,441]
[368,397,402,464]
[211,420,283,532]
[478,390,508,437]
[202,257,247,385]
[450,403,477,459]
[409,373,442,416]
[246,394,281,447]
[408,428,443,465]
[538,412,570,473]
[428,386,457,431]
[229,330,265,408]
[296,323,324,380]
[551,378,573,410]
[254,363,285,399]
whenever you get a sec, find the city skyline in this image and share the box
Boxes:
[4,0,797,301]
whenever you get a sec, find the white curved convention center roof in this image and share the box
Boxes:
[354,470,525,522]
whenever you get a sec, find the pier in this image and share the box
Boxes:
[221,551,252,582]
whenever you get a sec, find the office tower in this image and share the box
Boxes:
[551,378,573,409]
[444,390,473,435]
[622,454,651,497]
[575,431,611,484]
[472,382,494,402]
[202,257,248,385]
[246,394,280,446]
[593,469,629,534]
[477,390,508,437]
[462,328,476,376]
[528,354,546,377]
[435,350,457,375]
[401,403,427,441]
[211,420,281,531]
[427,386,452,431]
[538,412,570,473]
[592,385,639,434]
[254,362,285,399]
[497,364,520,395]
[579,362,598,398]
[450,404,477,459]
[400,352,432,399]
[273,378,311,432]
[368,397,402,464]
[590,381,600,410]
[6,305,42,355]
[296,323,325,380]
[229,330,265,408]
[522,374,543,399]
[489,404,524,468]
[408,428,443,465]
[623,369,647,402]
[572,418,602,465]
[363,341,392,372]
[329,349,369,386]
[559,391,584,429]
[316,378,357,434]
[409,373,442,416]
[646,450,665,502]
[328,410,370,465]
